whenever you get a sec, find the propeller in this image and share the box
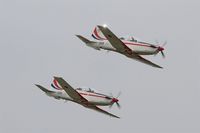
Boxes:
[154,40,167,58]
[116,91,121,98]
[109,92,121,109]
[158,46,165,58]
[161,50,165,58]
[116,102,121,109]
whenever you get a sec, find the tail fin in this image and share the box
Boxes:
[51,78,63,90]
[91,26,107,40]
[35,84,54,93]
[76,35,93,44]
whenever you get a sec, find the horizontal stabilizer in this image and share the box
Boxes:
[35,84,54,93]
[76,35,100,50]
[76,35,93,44]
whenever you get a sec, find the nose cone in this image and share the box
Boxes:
[111,98,119,103]
[158,46,164,51]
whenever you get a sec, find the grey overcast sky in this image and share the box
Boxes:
[0,0,200,133]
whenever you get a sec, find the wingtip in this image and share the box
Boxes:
[53,76,62,80]
[116,116,120,119]
[111,115,120,119]
[75,35,83,40]
[75,34,81,38]
[53,76,58,79]
[35,84,40,87]
[35,84,43,89]
[153,64,163,69]
[97,25,103,29]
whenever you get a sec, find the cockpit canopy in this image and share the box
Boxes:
[120,36,140,42]
[76,87,95,92]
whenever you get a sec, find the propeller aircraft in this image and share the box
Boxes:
[76,25,166,68]
[35,77,120,118]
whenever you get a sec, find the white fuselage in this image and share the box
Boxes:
[48,90,113,106]
[88,40,159,55]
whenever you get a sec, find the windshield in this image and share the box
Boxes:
[129,37,137,42]
[77,87,95,92]
[120,36,139,42]
[76,88,82,90]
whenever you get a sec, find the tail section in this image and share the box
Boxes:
[51,78,63,90]
[91,26,107,40]
[76,35,100,50]
[76,35,93,44]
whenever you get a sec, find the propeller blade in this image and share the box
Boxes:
[161,51,165,58]
[110,102,121,109]
[155,40,159,45]
[153,40,166,58]
[109,91,121,109]
[109,93,113,98]
[162,41,167,47]
[116,102,121,109]
[116,91,121,98]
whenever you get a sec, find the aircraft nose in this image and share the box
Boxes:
[158,46,164,51]
[111,98,119,103]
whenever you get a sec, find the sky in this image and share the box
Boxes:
[0,0,200,133]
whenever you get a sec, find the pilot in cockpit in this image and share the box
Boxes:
[87,88,94,92]
[120,36,137,42]
[130,37,137,42]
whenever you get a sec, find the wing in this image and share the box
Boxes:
[97,25,162,68]
[53,77,88,103]
[97,25,131,53]
[88,106,120,119]
[132,55,163,68]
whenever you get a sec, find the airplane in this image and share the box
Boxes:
[76,25,166,68]
[35,77,120,118]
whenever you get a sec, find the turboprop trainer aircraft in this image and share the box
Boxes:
[76,25,166,68]
[35,77,120,118]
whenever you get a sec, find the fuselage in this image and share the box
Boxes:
[88,40,159,55]
[48,89,114,106]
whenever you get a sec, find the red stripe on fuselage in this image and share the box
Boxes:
[123,41,153,48]
[79,92,106,99]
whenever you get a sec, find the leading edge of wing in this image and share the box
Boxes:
[133,55,163,68]
[89,106,120,119]
[97,25,131,53]
[53,77,88,102]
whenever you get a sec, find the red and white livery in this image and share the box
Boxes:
[77,25,165,68]
[35,77,120,118]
